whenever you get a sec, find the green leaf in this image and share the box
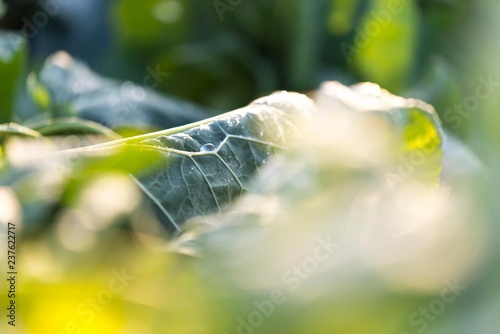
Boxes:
[27,72,51,111]
[23,52,209,133]
[0,31,27,123]
[187,81,448,258]
[316,81,443,186]
[59,91,315,233]
[401,107,443,186]
[27,117,121,139]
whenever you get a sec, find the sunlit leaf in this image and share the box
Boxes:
[316,81,443,186]
[26,72,51,111]
[59,91,315,233]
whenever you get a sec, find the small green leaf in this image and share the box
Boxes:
[27,117,121,139]
[27,72,51,111]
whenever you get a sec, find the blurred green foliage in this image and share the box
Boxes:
[0,32,25,123]
[0,0,499,334]
[0,0,483,136]
[97,0,476,138]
